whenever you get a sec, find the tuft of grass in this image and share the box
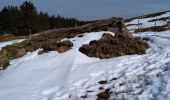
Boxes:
[97,89,111,100]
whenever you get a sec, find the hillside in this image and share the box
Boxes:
[126,11,170,33]
[0,11,170,100]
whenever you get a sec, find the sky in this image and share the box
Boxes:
[0,0,170,21]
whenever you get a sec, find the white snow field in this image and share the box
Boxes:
[0,29,170,100]
[0,39,25,50]
[126,11,170,32]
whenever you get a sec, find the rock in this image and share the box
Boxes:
[80,95,87,98]
[77,34,84,37]
[99,87,104,90]
[98,80,108,84]
[112,77,118,80]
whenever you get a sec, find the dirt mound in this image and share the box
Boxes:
[79,33,149,59]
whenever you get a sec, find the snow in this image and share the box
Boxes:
[126,12,170,32]
[0,29,170,100]
[0,39,25,50]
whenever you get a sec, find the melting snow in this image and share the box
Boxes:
[0,30,170,100]
[126,12,170,32]
[0,39,25,50]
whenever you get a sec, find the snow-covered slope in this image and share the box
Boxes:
[0,29,170,100]
[126,11,170,32]
[0,39,25,50]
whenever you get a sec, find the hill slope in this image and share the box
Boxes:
[0,12,170,100]
[126,11,170,32]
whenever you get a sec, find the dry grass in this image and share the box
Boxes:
[0,17,133,69]
[135,26,170,33]
[0,39,73,69]
[0,34,27,42]
[79,33,149,59]
[97,89,111,100]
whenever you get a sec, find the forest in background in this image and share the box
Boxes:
[0,1,88,36]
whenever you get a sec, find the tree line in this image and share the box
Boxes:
[0,1,88,36]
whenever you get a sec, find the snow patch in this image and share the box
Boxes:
[0,30,170,100]
[0,39,25,50]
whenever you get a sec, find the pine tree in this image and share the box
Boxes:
[0,1,88,36]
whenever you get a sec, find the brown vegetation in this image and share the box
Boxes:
[0,17,147,69]
[0,34,27,42]
[135,25,170,33]
[79,33,149,59]
[0,39,73,69]
[97,89,111,100]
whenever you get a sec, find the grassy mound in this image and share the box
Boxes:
[79,33,149,59]
[0,39,73,69]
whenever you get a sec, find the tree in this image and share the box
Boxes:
[0,1,88,36]
[0,7,11,33]
[19,1,39,35]
[38,12,50,31]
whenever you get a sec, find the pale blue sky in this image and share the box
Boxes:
[0,0,170,21]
